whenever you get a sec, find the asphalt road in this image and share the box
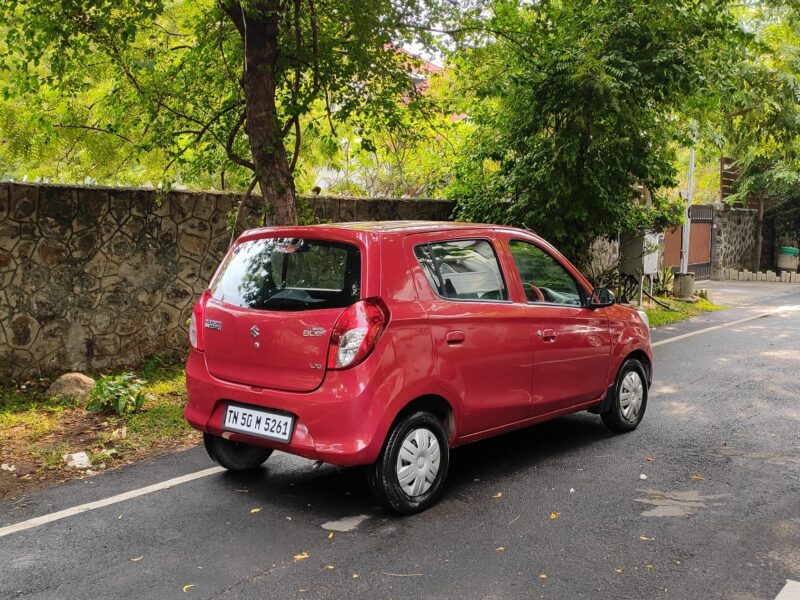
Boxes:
[2,286,800,600]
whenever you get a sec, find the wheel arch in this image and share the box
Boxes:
[391,394,456,444]
[624,349,652,386]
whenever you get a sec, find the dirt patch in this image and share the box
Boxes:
[0,360,199,499]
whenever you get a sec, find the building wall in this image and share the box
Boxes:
[0,183,454,378]
[711,204,758,279]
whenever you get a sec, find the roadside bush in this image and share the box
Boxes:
[653,266,675,297]
[86,373,146,415]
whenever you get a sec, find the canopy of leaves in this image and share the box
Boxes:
[447,0,742,259]
[719,1,800,207]
[0,0,453,195]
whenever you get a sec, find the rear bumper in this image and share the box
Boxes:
[184,349,386,465]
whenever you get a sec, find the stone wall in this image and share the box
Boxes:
[711,204,758,280]
[0,183,454,378]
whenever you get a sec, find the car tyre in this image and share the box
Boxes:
[601,358,648,432]
[368,411,450,515]
[203,433,273,471]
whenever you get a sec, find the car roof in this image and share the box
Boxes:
[238,220,546,246]
[313,220,532,235]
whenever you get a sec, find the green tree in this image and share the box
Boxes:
[447,0,741,260]
[719,1,800,267]
[1,0,450,224]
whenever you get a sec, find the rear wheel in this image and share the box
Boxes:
[368,411,450,515]
[601,358,648,432]
[203,433,273,471]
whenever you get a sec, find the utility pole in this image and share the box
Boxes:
[679,124,697,274]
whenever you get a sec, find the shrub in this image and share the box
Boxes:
[86,373,146,415]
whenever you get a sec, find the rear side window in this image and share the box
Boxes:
[414,239,508,301]
[211,238,361,311]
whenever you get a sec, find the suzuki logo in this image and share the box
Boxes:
[250,325,260,339]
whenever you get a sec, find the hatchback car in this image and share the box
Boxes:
[184,222,652,514]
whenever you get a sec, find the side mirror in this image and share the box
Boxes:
[589,287,615,308]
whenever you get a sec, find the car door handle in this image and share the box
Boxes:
[539,329,557,342]
[446,331,466,345]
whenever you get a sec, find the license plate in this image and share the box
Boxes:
[222,404,294,443]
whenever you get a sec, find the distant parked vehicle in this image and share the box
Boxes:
[185,221,653,514]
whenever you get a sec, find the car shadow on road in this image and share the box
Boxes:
[215,412,614,520]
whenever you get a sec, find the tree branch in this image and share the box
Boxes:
[226,110,256,170]
[288,116,301,172]
[54,123,135,145]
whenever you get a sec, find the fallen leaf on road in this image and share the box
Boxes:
[645,456,655,463]
[327,532,334,540]
[639,535,654,541]
[250,507,262,514]
[549,512,560,520]
[182,584,195,593]
[691,474,704,481]
[496,546,505,552]
[286,516,292,521]
[614,569,623,574]
[352,574,359,579]
[294,551,310,561]
[130,556,144,562]
[325,565,335,571]
[492,492,503,498]
[645,564,654,571]
[538,574,548,580]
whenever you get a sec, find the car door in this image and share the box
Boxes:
[503,236,611,415]
[406,231,534,436]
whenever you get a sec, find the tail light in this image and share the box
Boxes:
[189,291,210,351]
[327,298,389,370]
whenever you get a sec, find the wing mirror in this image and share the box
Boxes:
[588,287,615,308]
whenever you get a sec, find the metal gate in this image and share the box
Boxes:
[663,205,714,280]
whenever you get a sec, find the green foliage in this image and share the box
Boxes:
[653,266,675,297]
[0,0,456,206]
[448,0,741,259]
[718,2,800,208]
[86,373,146,415]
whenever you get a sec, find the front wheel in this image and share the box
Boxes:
[601,358,648,432]
[203,433,273,471]
[368,411,450,515]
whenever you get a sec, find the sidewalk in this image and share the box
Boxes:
[701,279,800,307]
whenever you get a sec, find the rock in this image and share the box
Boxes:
[63,452,92,470]
[110,425,127,440]
[47,373,96,404]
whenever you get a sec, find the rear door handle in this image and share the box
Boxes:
[540,328,557,342]
[446,330,466,345]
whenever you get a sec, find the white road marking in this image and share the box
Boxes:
[652,312,771,347]
[0,466,224,538]
[774,580,800,600]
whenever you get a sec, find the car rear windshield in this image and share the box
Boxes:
[210,237,361,311]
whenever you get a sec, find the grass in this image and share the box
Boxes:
[0,354,198,496]
[645,296,726,328]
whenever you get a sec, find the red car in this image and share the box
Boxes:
[185,222,652,514]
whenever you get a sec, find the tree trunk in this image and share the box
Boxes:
[225,2,298,226]
[754,191,765,270]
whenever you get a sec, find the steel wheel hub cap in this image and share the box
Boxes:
[396,428,441,498]
[620,371,644,421]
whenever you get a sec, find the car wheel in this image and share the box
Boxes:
[203,433,273,471]
[368,411,450,515]
[601,358,648,432]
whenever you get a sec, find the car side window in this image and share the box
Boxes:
[508,240,582,306]
[414,239,508,301]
